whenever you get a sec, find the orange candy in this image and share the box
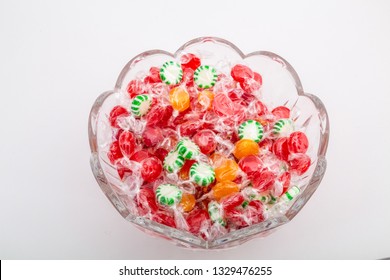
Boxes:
[212,154,239,182]
[179,193,196,212]
[212,181,240,201]
[169,87,190,112]
[197,90,214,110]
[233,139,260,159]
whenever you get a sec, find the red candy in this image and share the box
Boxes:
[186,209,210,234]
[126,79,145,98]
[142,126,163,147]
[288,131,309,153]
[272,137,290,161]
[193,129,217,154]
[154,148,168,162]
[144,67,161,84]
[181,53,201,70]
[107,141,123,164]
[279,171,291,194]
[238,155,262,178]
[118,131,136,158]
[289,153,311,175]
[116,161,132,180]
[272,106,290,119]
[226,200,265,227]
[104,58,314,239]
[231,64,253,83]
[252,170,276,192]
[109,106,129,128]
[130,150,151,162]
[137,188,159,215]
[259,138,273,152]
[152,211,176,228]
[179,120,203,137]
[221,193,245,212]
[254,101,270,116]
[213,94,235,116]
[141,156,162,183]
[147,105,173,127]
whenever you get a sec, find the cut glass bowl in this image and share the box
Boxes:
[88,37,329,249]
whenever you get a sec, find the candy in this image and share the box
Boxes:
[289,153,311,175]
[176,138,200,159]
[137,188,158,215]
[186,209,210,234]
[156,183,182,206]
[208,201,226,226]
[118,131,136,158]
[214,157,239,182]
[272,106,290,119]
[192,129,216,154]
[109,106,129,128]
[141,156,162,183]
[142,126,163,147]
[221,193,245,211]
[178,120,202,137]
[169,87,190,112]
[152,211,176,227]
[227,200,265,227]
[252,170,276,192]
[160,61,183,85]
[179,193,196,212]
[146,105,173,127]
[189,162,215,187]
[238,155,262,178]
[212,181,240,201]
[194,65,218,89]
[273,119,294,137]
[272,137,290,161]
[126,79,145,98]
[180,53,201,70]
[281,186,300,202]
[231,64,253,83]
[213,93,235,116]
[107,141,123,164]
[178,159,196,180]
[240,72,262,94]
[238,120,264,143]
[131,94,152,117]
[288,131,309,153]
[163,150,185,173]
[144,67,162,84]
[233,139,260,160]
[130,150,151,162]
[197,90,214,110]
[103,52,315,238]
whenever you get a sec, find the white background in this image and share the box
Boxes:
[0,0,389,259]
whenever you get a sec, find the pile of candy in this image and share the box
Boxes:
[105,53,311,239]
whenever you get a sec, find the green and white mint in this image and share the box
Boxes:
[156,184,182,206]
[176,138,200,160]
[163,150,185,173]
[208,201,226,226]
[194,65,218,89]
[281,186,300,202]
[238,120,264,143]
[160,61,183,85]
[189,162,215,187]
[273,118,294,137]
[130,94,152,117]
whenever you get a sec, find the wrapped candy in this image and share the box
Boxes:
[102,53,314,240]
